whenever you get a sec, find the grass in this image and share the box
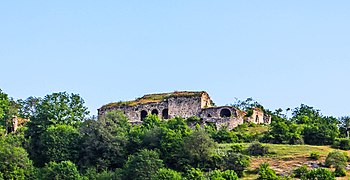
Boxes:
[219,143,350,179]
[100,91,206,109]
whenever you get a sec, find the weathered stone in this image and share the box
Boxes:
[98,91,271,129]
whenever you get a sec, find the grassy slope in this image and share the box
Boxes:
[219,143,350,180]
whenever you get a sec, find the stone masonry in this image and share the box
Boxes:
[98,91,271,129]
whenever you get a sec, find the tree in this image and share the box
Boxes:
[0,138,35,180]
[40,124,81,164]
[26,92,89,166]
[17,96,40,119]
[303,117,339,145]
[160,117,192,170]
[79,111,129,171]
[338,116,350,138]
[183,130,217,168]
[40,161,81,180]
[221,152,250,177]
[0,89,10,127]
[291,104,321,124]
[123,149,164,180]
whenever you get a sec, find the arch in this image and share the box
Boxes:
[162,109,169,119]
[220,108,231,118]
[255,115,259,123]
[151,109,159,115]
[140,110,148,121]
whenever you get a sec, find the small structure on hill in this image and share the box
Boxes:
[98,91,271,129]
[6,116,29,133]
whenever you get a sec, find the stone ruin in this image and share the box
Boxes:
[98,91,271,129]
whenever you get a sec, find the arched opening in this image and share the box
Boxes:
[140,110,148,121]
[220,108,231,118]
[162,109,169,119]
[207,114,212,117]
[151,109,159,115]
[255,115,259,123]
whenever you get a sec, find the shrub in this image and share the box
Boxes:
[185,168,205,180]
[301,168,335,180]
[293,165,308,178]
[247,142,269,156]
[332,138,350,150]
[334,167,346,177]
[221,152,250,177]
[325,151,347,169]
[151,168,182,180]
[230,144,244,153]
[208,170,238,180]
[257,162,279,180]
[309,152,320,160]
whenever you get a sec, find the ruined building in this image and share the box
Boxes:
[98,91,271,129]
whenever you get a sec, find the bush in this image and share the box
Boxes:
[332,138,350,150]
[293,165,308,178]
[185,168,205,180]
[230,144,244,153]
[257,162,279,180]
[151,168,182,180]
[309,152,320,160]
[247,142,269,156]
[334,167,346,177]
[325,151,347,169]
[221,152,250,177]
[301,168,335,180]
[208,170,238,180]
[211,127,238,143]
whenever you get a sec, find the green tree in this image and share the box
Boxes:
[160,117,192,170]
[0,138,35,180]
[303,117,339,145]
[40,161,81,180]
[183,130,217,168]
[40,124,81,164]
[338,116,350,138]
[26,92,89,166]
[17,96,40,119]
[221,151,250,177]
[123,149,164,180]
[0,89,10,127]
[79,111,129,171]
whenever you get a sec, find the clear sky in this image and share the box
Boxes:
[1,1,349,117]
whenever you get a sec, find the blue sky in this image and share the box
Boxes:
[1,1,349,117]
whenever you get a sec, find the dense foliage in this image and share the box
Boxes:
[1,90,350,179]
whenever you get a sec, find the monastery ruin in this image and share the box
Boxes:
[98,91,271,129]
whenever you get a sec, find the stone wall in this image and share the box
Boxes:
[246,108,271,124]
[98,91,271,130]
[168,96,203,119]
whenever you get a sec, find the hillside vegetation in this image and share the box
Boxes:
[1,89,350,179]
